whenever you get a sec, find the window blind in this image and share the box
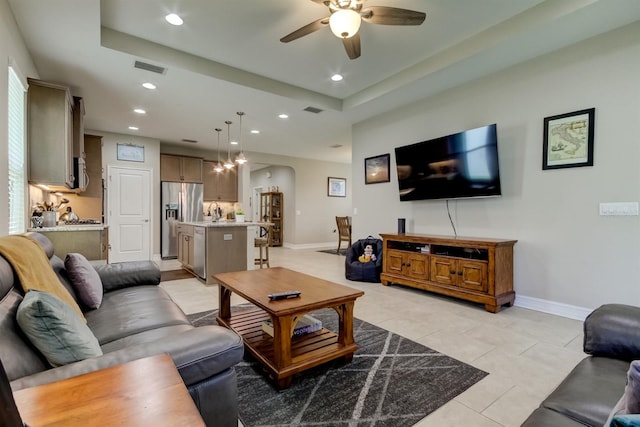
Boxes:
[7,66,27,234]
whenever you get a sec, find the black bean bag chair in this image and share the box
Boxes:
[345,237,383,283]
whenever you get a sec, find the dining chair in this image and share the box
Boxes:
[335,216,352,254]
[254,224,271,268]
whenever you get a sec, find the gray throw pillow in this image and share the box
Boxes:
[17,290,103,367]
[65,253,103,309]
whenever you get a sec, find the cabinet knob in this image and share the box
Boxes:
[457,271,462,275]
[450,270,456,274]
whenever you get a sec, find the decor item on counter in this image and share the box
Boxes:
[31,216,43,228]
[328,177,346,197]
[116,143,145,162]
[364,153,390,184]
[224,120,235,169]
[235,210,245,223]
[235,111,248,165]
[58,206,79,223]
[543,107,595,170]
[42,211,56,227]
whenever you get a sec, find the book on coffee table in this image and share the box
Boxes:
[262,314,322,337]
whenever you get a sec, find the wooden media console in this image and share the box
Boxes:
[380,233,517,313]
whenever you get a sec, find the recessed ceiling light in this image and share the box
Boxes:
[331,74,343,81]
[165,13,183,26]
[142,82,156,90]
[250,130,260,134]
[278,114,289,119]
[133,108,146,114]
[230,141,238,145]
[128,126,139,131]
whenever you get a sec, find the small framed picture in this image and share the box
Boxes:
[117,143,145,162]
[364,153,391,184]
[328,177,346,197]
[542,108,595,170]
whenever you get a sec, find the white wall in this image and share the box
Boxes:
[352,23,640,316]
[95,131,161,257]
[0,0,38,235]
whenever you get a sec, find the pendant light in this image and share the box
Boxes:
[214,128,224,172]
[224,120,234,169]
[235,111,247,165]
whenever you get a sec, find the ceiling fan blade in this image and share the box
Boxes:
[342,34,361,60]
[361,6,426,26]
[280,17,330,43]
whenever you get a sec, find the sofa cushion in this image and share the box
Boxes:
[520,407,586,426]
[540,356,628,426]
[65,253,103,309]
[85,285,190,345]
[16,290,102,367]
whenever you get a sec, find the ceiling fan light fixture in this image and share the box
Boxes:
[329,9,361,38]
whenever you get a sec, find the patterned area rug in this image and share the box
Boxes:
[317,248,348,256]
[187,308,488,427]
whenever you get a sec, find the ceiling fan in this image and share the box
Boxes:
[280,0,426,60]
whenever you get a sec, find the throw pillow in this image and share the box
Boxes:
[611,415,640,427]
[65,253,103,309]
[605,360,640,426]
[17,290,102,367]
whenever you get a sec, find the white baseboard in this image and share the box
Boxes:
[283,242,338,250]
[514,295,592,321]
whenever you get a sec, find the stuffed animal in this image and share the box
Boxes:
[358,244,377,263]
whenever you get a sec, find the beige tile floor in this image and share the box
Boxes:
[160,247,585,427]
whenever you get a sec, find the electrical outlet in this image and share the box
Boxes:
[599,202,639,216]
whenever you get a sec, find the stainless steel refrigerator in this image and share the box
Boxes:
[161,182,203,259]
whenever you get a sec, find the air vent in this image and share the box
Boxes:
[134,60,166,75]
[303,106,324,114]
[330,144,343,148]
[181,139,198,144]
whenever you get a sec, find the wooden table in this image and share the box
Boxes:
[13,354,204,427]
[214,267,364,389]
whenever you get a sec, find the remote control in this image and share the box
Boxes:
[268,291,301,300]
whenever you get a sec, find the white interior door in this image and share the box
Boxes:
[107,166,151,263]
[253,186,263,223]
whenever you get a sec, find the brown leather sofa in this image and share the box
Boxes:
[522,304,640,426]
[0,232,243,427]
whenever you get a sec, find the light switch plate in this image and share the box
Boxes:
[599,202,639,216]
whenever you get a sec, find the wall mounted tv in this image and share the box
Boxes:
[395,123,501,201]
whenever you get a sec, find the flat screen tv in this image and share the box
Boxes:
[395,124,501,201]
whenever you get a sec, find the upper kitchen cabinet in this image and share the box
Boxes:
[160,154,203,183]
[27,78,74,189]
[203,160,237,202]
[72,96,84,158]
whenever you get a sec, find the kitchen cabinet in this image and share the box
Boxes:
[160,154,203,183]
[260,192,283,246]
[203,161,237,201]
[72,96,84,158]
[177,224,195,271]
[380,233,516,313]
[27,78,74,189]
[205,226,247,281]
[34,227,109,262]
[63,134,103,221]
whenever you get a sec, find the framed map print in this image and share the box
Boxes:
[542,108,595,170]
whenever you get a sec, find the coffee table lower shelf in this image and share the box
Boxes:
[217,308,357,388]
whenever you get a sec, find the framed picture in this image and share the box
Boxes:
[117,143,145,162]
[328,177,346,197]
[543,108,595,170]
[364,153,391,184]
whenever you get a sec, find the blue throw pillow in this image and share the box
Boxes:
[611,415,640,427]
[17,290,102,367]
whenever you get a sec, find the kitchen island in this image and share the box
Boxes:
[177,221,269,285]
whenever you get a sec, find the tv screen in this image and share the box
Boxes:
[395,124,501,201]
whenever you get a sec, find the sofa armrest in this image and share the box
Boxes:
[11,326,243,391]
[584,304,640,360]
[95,261,160,292]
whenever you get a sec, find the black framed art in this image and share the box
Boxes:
[542,108,595,170]
[364,154,391,184]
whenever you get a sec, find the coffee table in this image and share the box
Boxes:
[214,267,364,389]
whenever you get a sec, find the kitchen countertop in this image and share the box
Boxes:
[28,224,108,232]
[179,221,267,228]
